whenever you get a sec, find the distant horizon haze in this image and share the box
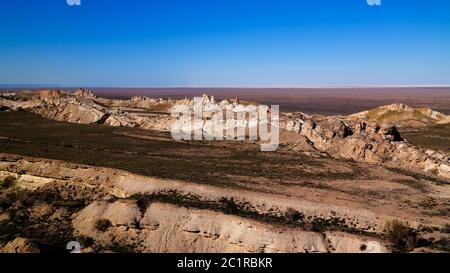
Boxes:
[2,86,449,116]
[2,84,450,88]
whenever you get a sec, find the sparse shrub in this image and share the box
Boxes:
[77,235,94,247]
[441,224,450,234]
[218,197,239,214]
[53,200,85,208]
[94,218,111,232]
[284,208,304,224]
[0,176,16,188]
[106,242,137,253]
[360,244,367,251]
[37,189,57,203]
[130,194,152,213]
[434,237,450,251]
[418,225,434,233]
[384,220,417,252]
[303,221,315,232]
[132,218,141,229]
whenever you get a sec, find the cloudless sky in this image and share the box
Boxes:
[0,0,449,87]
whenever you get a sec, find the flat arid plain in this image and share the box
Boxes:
[90,87,450,115]
[0,88,449,253]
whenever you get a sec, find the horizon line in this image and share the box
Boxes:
[2,84,450,89]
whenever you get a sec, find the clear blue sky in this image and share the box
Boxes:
[0,0,449,87]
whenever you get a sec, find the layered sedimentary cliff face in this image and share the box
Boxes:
[74,200,388,253]
[1,151,449,253]
[0,154,405,253]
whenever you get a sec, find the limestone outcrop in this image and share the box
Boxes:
[282,113,450,179]
[1,90,449,178]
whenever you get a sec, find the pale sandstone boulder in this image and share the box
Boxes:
[325,232,389,253]
[102,200,141,227]
[1,238,40,253]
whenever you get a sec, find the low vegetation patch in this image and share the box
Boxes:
[401,123,450,153]
[387,167,449,186]
[442,224,450,234]
[53,200,85,208]
[128,190,376,237]
[0,186,89,252]
[0,176,15,189]
[384,220,417,252]
[94,219,111,232]
[433,237,450,252]
[103,242,138,253]
[284,208,304,224]
[77,235,94,247]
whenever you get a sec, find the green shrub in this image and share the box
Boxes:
[94,219,111,232]
[384,220,417,252]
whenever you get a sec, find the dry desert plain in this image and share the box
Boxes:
[0,88,449,253]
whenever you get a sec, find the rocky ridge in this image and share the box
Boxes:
[0,154,398,253]
[349,103,450,126]
[1,90,449,179]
